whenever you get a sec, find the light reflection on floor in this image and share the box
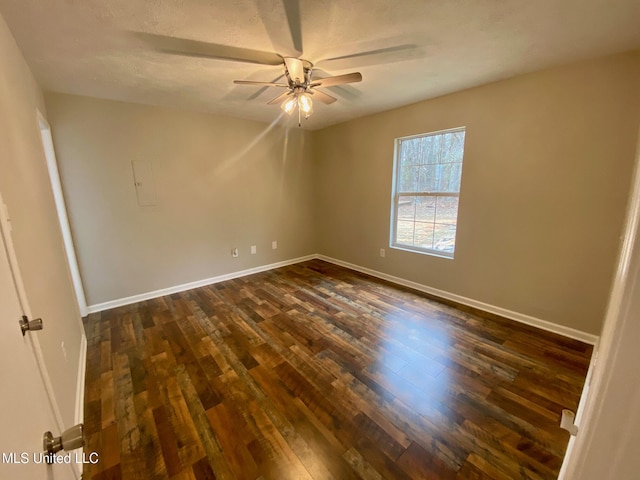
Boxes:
[371,311,454,421]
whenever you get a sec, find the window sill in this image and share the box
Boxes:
[390,244,455,260]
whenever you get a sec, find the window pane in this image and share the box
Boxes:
[441,131,466,163]
[437,162,462,191]
[396,220,414,245]
[415,196,435,223]
[418,165,437,192]
[414,164,462,193]
[399,165,419,192]
[435,197,458,226]
[397,196,415,220]
[429,135,443,164]
[434,225,456,252]
[414,222,435,250]
[400,141,420,167]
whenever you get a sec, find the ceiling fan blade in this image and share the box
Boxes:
[283,0,303,54]
[319,44,420,69]
[267,91,292,105]
[247,74,286,100]
[311,72,362,87]
[134,32,283,65]
[234,80,289,87]
[311,68,362,100]
[284,57,305,84]
[323,44,416,62]
[310,89,337,105]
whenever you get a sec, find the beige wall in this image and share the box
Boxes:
[0,14,84,426]
[43,51,640,336]
[313,51,640,335]
[45,94,316,306]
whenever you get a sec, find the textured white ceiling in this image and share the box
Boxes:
[1,0,640,129]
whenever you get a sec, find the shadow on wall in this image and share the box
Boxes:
[211,111,287,178]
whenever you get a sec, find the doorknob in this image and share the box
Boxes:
[19,315,43,336]
[43,424,84,455]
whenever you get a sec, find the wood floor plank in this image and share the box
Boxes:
[176,366,235,480]
[83,259,592,479]
[152,405,183,477]
[133,390,169,479]
[205,401,260,479]
[112,353,140,455]
[396,441,458,480]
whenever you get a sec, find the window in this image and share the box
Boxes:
[391,127,466,258]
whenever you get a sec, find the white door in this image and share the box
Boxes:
[0,217,76,478]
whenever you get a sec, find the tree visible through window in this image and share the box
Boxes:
[391,127,466,257]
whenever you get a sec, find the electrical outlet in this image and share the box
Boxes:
[272,241,277,250]
[251,245,257,254]
[380,248,386,258]
[61,341,67,361]
[231,248,239,258]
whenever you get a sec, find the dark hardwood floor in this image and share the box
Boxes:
[82,259,592,479]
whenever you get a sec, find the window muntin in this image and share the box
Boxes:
[391,128,465,257]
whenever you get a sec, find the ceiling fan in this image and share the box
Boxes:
[233,57,362,126]
[135,1,417,126]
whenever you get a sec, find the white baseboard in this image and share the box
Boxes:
[87,252,598,345]
[316,254,599,345]
[87,255,317,313]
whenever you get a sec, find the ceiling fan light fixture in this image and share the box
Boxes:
[281,92,313,121]
[281,96,297,114]
[298,93,313,115]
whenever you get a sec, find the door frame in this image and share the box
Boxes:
[37,110,88,316]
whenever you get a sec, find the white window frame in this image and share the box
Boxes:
[390,126,466,259]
